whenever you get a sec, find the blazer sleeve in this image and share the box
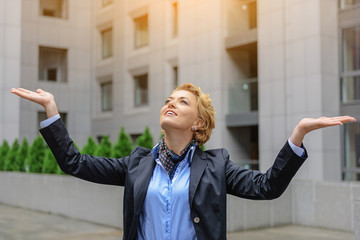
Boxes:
[225,141,307,200]
[40,118,129,186]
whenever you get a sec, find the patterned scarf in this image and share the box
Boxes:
[158,138,195,178]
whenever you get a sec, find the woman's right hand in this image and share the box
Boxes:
[10,88,59,118]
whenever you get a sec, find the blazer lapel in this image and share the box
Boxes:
[133,152,156,215]
[189,147,207,208]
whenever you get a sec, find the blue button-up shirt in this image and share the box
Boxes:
[137,144,197,240]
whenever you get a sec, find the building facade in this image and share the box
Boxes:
[1,0,360,182]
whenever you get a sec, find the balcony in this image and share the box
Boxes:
[225,0,257,49]
[226,78,258,127]
[341,74,360,104]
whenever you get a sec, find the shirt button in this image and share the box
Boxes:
[193,217,200,223]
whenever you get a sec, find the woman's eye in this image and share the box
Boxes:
[181,100,188,105]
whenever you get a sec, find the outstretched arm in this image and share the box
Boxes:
[290,116,356,147]
[10,88,59,118]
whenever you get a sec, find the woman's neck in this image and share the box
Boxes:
[164,131,193,155]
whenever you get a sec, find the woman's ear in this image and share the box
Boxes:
[195,118,204,129]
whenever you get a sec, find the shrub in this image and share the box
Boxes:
[81,136,98,155]
[14,138,29,172]
[42,147,58,174]
[73,140,80,151]
[96,135,112,157]
[56,164,65,175]
[113,127,133,158]
[0,140,10,170]
[136,127,153,149]
[4,139,20,171]
[29,135,46,173]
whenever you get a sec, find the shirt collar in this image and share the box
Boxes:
[151,141,197,164]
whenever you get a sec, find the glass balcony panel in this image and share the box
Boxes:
[342,26,360,72]
[343,123,360,180]
[227,0,257,37]
[341,76,360,103]
[228,78,258,114]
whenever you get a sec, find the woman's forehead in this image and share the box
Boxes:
[169,90,196,99]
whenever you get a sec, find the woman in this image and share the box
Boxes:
[10,84,355,240]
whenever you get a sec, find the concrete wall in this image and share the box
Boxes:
[292,180,360,232]
[0,172,123,228]
[0,172,359,233]
[258,0,342,181]
[355,197,360,239]
[19,0,93,146]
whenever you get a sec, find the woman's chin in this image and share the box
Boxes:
[160,121,184,132]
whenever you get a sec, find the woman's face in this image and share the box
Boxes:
[160,90,201,133]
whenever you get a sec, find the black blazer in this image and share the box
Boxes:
[40,118,307,240]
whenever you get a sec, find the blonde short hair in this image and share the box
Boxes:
[173,83,216,146]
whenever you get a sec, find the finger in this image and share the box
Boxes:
[17,88,36,94]
[329,116,356,123]
[10,88,30,97]
[329,116,355,120]
[36,88,45,93]
[10,88,38,101]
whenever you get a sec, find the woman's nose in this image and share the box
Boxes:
[168,101,176,108]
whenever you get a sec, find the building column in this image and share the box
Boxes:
[0,0,21,143]
[258,0,341,180]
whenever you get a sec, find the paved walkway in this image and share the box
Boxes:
[0,204,355,240]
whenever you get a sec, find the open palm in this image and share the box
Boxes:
[11,88,53,106]
[11,88,58,118]
[290,116,356,147]
[298,116,356,133]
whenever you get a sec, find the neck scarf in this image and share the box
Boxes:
[158,138,195,177]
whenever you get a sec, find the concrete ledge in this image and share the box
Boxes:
[227,186,292,231]
[0,172,123,228]
[0,172,359,233]
[292,180,360,232]
[0,172,294,232]
[355,198,360,240]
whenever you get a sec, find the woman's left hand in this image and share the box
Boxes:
[290,116,356,147]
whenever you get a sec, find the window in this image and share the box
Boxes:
[39,46,68,83]
[134,15,149,48]
[39,0,68,19]
[343,27,360,72]
[173,66,178,89]
[339,0,360,9]
[134,74,148,107]
[101,28,113,59]
[97,136,103,143]
[172,2,178,37]
[38,111,67,128]
[46,68,57,81]
[343,123,360,180]
[101,81,113,112]
[341,26,360,103]
[102,0,113,7]
[130,134,141,145]
[248,1,257,29]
